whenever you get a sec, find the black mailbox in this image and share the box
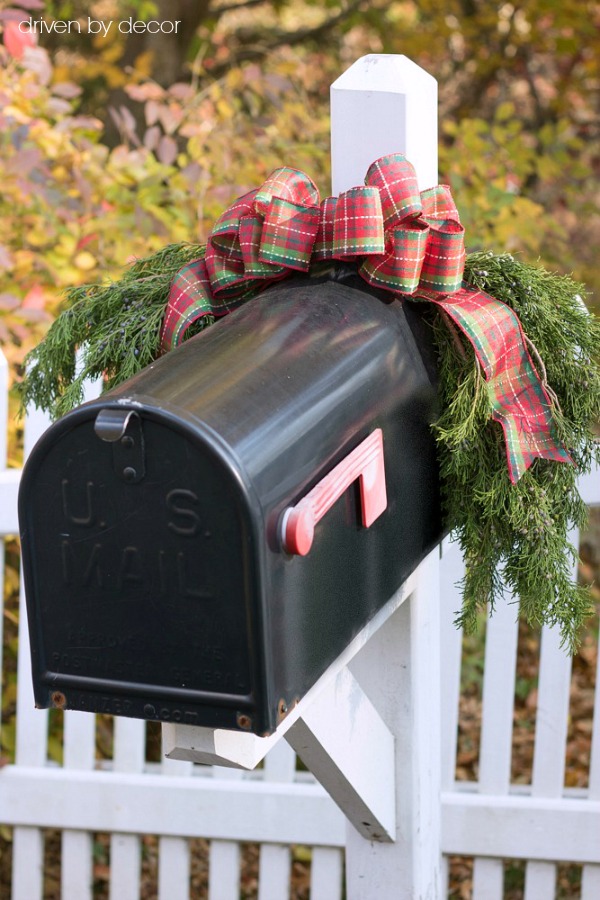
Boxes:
[19,265,442,735]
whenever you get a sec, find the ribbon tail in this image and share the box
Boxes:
[429,287,572,483]
[491,403,573,483]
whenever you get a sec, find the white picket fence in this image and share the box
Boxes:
[1,343,600,900]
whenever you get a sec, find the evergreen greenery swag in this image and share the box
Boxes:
[18,244,600,652]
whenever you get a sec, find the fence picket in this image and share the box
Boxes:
[524,862,557,897]
[257,742,296,900]
[10,827,45,900]
[110,833,142,899]
[471,594,519,900]
[14,578,48,763]
[440,540,465,790]
[581,621,600,900]
[61,830,94,900]
[61,711,97,899]
[263,739,296,782]
[257,845,291,900]
[12,583,48,900]
[208,767,243,899]
[63,711,97,769]
[208,838,241,899]
[581,864,600,898]
[109,717,146,900]
[523,533,576,899]
[158,751,192,900]
[310,846,344,899]
[439,539,465,893]
[14,403,52,763]
[158,835,191,900]
[10,398,51,900]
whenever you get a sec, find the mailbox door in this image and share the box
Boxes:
[20,410,268,731]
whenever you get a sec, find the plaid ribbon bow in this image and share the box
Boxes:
[161,154,571,483]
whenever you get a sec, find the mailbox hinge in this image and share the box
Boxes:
[94,407,146,484]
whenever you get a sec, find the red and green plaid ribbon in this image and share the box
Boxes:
[161,153,571,483]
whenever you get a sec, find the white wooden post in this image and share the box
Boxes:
[331,54,442,899]
[165,53,443,896]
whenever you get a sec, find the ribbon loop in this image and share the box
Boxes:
[421,184,461,222]
[200,169,321,299]
[419,220,465,294]
[332,186,384,258]
[312,197,337,260]
[210,189,257,258]
[360,220,429,294]
[254,166,320,215]
[259,197,321,271]
[365,155,422,227]
[239,215,285,278]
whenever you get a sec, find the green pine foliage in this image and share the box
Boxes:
[17,246,600,651]
[436,251,600,651]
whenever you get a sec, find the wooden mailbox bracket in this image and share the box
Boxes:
[164,567,422,842]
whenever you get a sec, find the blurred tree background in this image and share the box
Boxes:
[1,5,599,894]
[0,0,598,393]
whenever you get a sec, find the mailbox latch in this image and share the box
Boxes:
[94,407,146,484]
